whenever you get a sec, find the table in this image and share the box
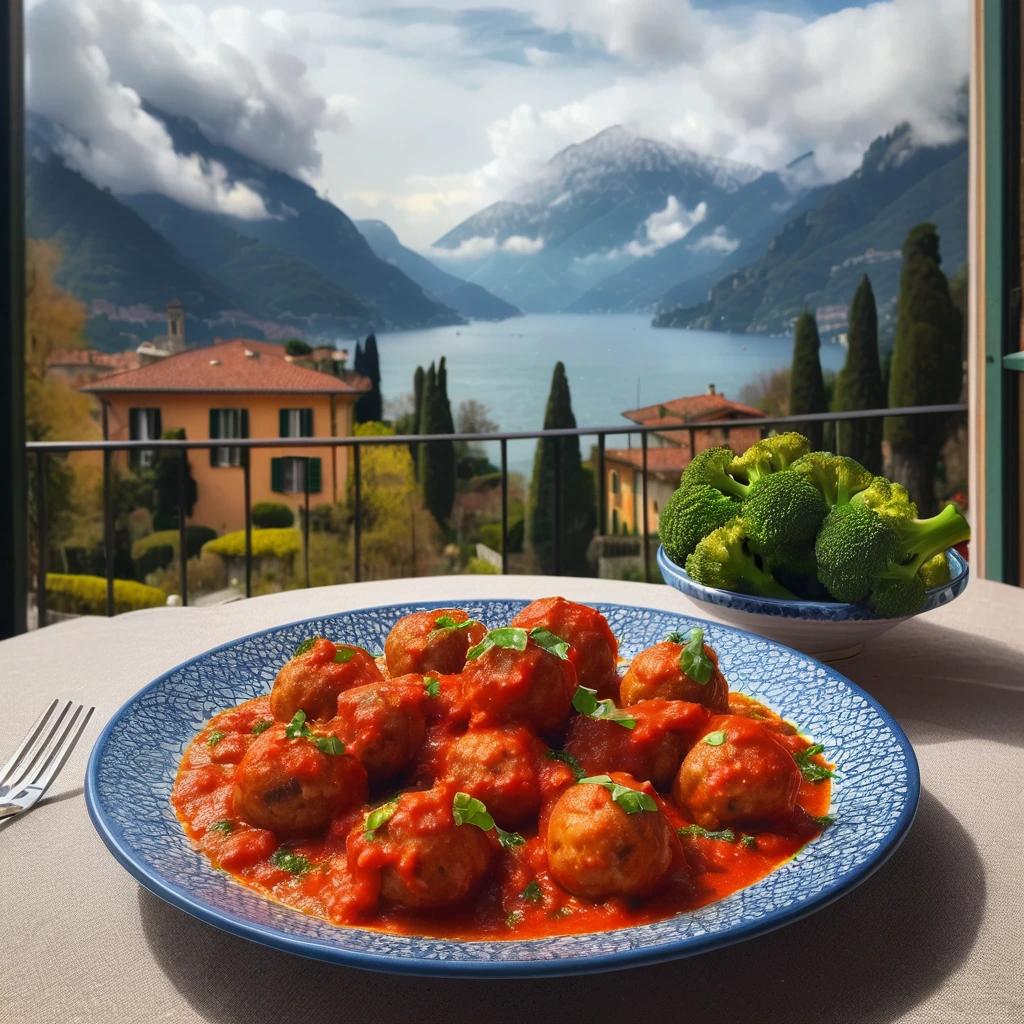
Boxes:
[1,575,1021,1024]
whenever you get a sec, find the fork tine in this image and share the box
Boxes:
[0,700,63,790]
[27,706,94,798]
[1,701,72,794]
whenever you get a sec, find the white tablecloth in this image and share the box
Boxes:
[1,575,1021,1024]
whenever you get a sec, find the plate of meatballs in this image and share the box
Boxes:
[86,597,919,977]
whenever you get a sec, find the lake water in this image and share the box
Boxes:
[377,314,847,476]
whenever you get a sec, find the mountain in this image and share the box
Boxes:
[429,126,763,312]
[354,219,521,321]
[145,108,461,331]
[567,172,829,313]
[654,124,968,337]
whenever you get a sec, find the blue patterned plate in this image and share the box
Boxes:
[85,600,919,978]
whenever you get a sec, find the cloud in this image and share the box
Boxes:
[689,226,741,255]
[26,0,350,217]
[430,234,545,261]
[625,196,707,257]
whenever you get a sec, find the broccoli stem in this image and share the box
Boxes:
[887,504,970,579]
[712,472,750,501]
[726,548,798,600]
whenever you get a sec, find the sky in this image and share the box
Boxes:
[25,0,970,249]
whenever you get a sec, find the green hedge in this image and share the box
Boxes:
[252,502,295,529]
[46,574,167,616]
[131,526,218,577]
[204,528,301,560]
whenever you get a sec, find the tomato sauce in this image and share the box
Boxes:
[171,638,833,942]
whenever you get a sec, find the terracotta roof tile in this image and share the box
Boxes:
[82,339,370,396]
[623,392,764,425]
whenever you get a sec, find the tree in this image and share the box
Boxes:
[284,338,312,357]
[834,275,885,473]
[417,361,456,525]
[152,429,198,531]
[455,399,499,479]
[410,364,425,468]
[885,224,963,515]
[789,311,828,449]
[355,334,383,423]
[529,362,596,575]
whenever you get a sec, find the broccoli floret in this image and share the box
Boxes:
[918,552,952,589]
[816,501,971,611]
[730,433,810,484]
[680,445,749,500]
[741,471,829,570]
[658,484,740,564]
[685,519,798,600]
[774,549,834,602]
[850,476,917,523]
[870,575,927,618]
[791,452,873,507]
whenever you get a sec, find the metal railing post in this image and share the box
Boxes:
[243,451,252,598]
[178,450,188,606]
[552,438,562,576]
[597,434,606,536]
[35,449,47,629]
[304,458,311,589]
[353,444,362,583]
[641,432,650,582]
[103,449,114,616]
[500,439,509,575]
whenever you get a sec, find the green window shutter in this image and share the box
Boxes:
[279,409,289,437]
[240,409,249,438]
[308,457,322,494]
[301,409,314,437]
[153,409,162,439]
[209,409,220,467]
[271,458,283,493]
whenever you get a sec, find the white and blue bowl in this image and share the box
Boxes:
[657,545,969,661]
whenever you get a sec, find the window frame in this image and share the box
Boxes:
[209,408,247,468]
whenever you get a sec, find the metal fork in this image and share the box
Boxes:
[0,700,95,821]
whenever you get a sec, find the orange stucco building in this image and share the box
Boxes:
[83,339,370,534]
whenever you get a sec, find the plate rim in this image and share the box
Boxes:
[85,598,921,978]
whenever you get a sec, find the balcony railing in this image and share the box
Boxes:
[25,403,968,623]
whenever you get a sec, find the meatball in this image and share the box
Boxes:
[461,638,577,734]
[270,638,383,723]
[565,698,710,789]
[384,609,488,678]
[348,784,492,911]
[442,725,543,827]
[232,724,367,836]
[331,677,427,782]
[620,640,729,710]
[547,774,674,900]
[511,597,620,700]
[673,716,801,830]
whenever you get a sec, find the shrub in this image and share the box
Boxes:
[478,523,502,552]
[285,338,313,356]
[46,573,167,616]
[465,556,499,575]
[252,502,295,529]
[131,526,218,577]
[204,528,302,560]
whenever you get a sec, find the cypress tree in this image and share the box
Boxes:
[834,275,885,473]
[410,364,425,468]
[885,224,962,515]
[789,311,828,450]
[417,361,455,525]
[355,334,382,423]
[153,428,197,531]
[529,362,596,575]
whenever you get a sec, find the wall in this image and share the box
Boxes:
[604,459,676,536]
[102,391,356,533]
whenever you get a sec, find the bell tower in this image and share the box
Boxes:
[166,299,185,354]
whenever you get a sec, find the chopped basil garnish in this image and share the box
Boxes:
[270,850,311,874]
[424,677,441,698]
[572,685,636,729]
[209,819,235,835]
[520,881,543,903]
[578,775,658,814]
[808,813,835,828]
[677,824,737,843]
[703,730,727,746]
[284,710,345,756]
[793,744,834,783]
[506,910,525,929]
[678,627,714,685]
[293,637,321,658]
[434,615,476,631]
[466,626,570,662]
[364,800,399,841]
[740,835,758,849]
[251,720,272,736]
[452,792,525,848]
[207,730,226,747]
[333,647,356,664]
[546,748,586,781]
